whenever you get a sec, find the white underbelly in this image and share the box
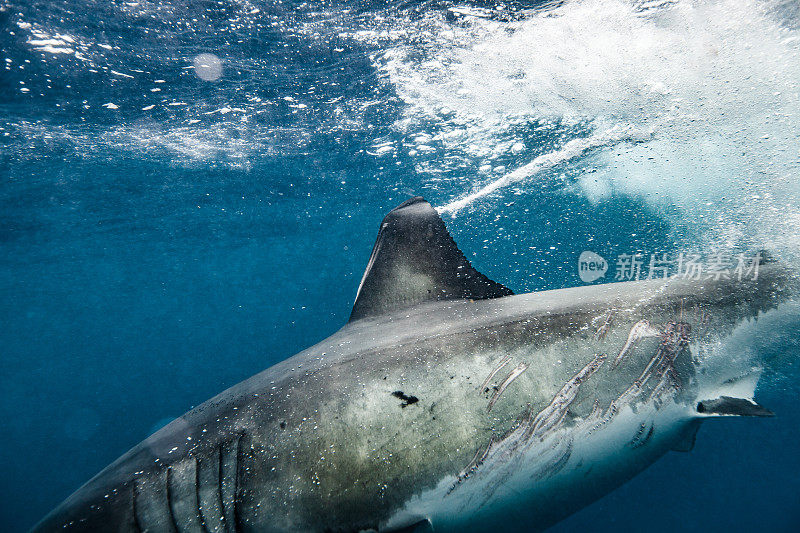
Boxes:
[385,400,694,532]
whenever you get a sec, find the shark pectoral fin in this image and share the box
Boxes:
[349,197,513,322]
[696,396,775,417]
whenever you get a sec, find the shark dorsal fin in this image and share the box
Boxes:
[349,197,513,322]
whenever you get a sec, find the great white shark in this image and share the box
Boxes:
[33,197,798,532]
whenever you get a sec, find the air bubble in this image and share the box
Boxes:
[193,53,222,82]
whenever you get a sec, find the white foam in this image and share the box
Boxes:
[378,0,800,256]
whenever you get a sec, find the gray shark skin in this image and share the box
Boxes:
[32,197,797,533]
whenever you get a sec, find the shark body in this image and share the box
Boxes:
[33,197,797,532]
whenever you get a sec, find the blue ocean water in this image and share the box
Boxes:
[1,0,799,531]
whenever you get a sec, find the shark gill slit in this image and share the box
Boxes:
[166,454,207,533]
[216,445,227,532]
[233,435,244,533]
[131,479,143,533]
[216,435,242,533]
[165,466,181,533]
[193,456,212,533]
[132,467,175,533]
[195,447,224,533]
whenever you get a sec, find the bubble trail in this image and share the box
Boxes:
[436,124,648,216]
